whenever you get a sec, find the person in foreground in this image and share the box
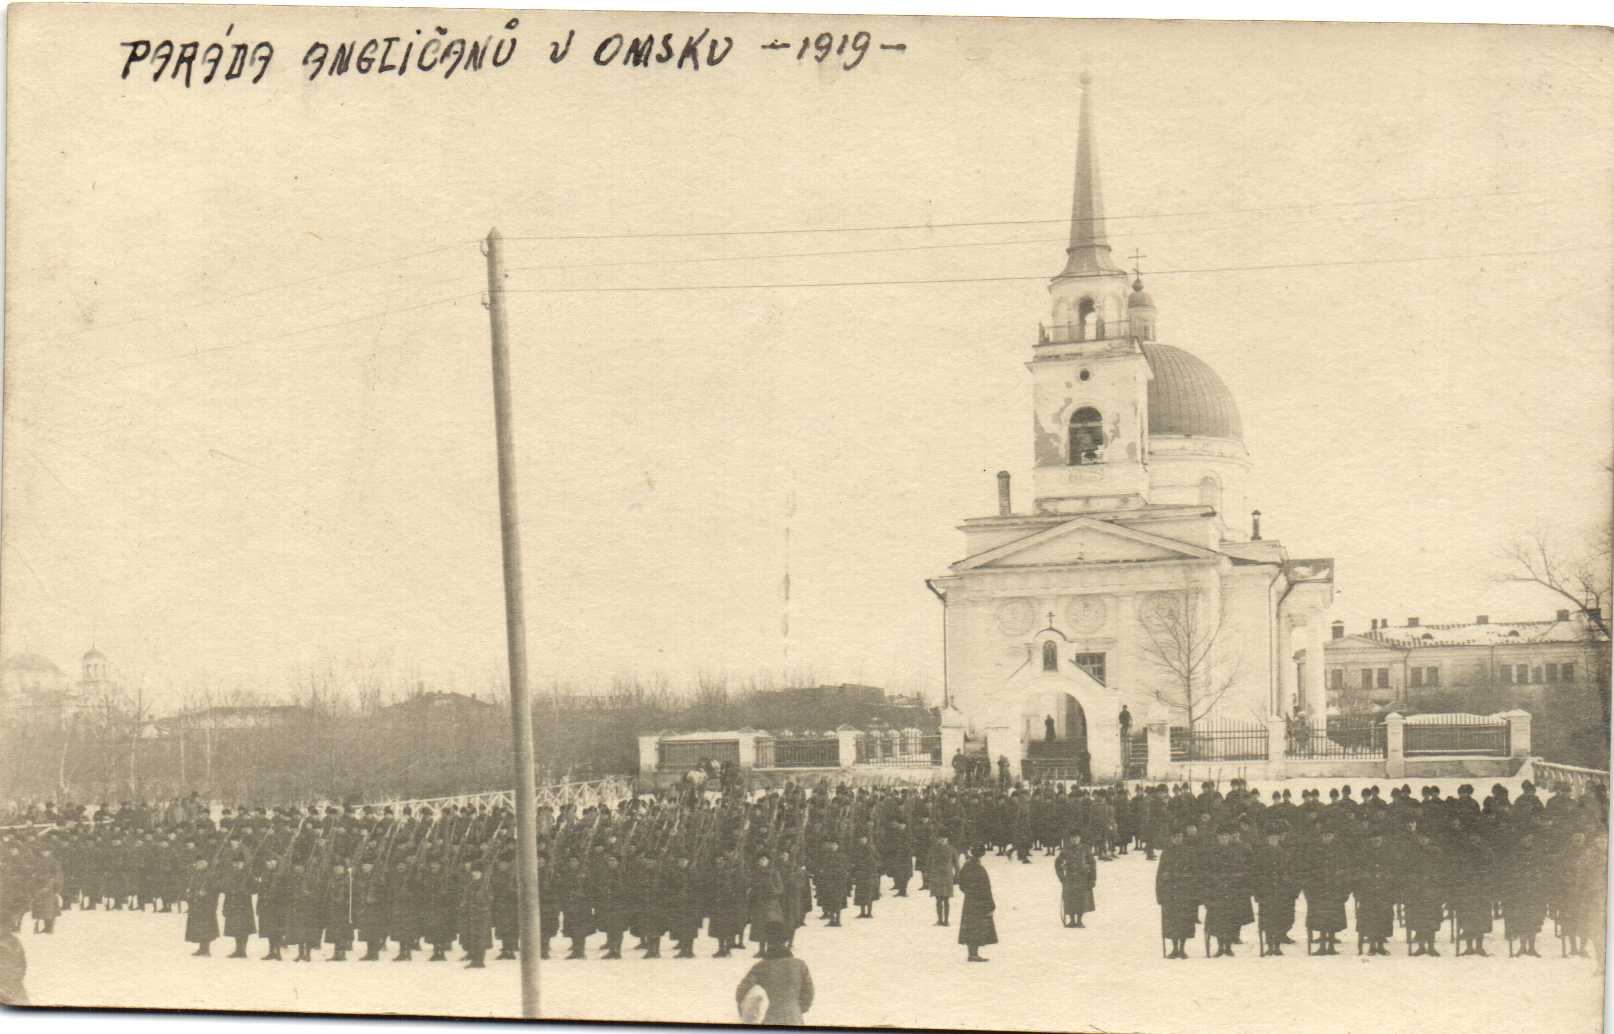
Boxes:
[957,844,997,962]
[734,925,814,1026]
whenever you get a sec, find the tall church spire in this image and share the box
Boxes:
[1059,71,1126,279]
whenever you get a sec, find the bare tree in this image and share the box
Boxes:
[1136,580,1242,730]
[1499,518,1613,721]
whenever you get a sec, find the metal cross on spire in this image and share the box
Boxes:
[1129,248,1147,277]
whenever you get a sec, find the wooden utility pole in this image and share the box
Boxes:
[483,227,542,1018]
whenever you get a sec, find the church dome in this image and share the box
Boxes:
[1141,342,1243,441]
[1127,278,1155,310]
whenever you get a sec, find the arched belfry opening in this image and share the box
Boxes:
[1041,640,1059,671]
[1069,406,1104,465]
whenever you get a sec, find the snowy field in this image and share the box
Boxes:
[18,779,1610,1033]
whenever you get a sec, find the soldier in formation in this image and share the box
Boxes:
[0,774,1606,972]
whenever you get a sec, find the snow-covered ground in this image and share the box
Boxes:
[19,781,1609,1032]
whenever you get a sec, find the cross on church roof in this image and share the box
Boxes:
[1047,611,1055,627]
[1129,248,1147,276]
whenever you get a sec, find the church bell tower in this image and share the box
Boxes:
[1030,72,1153,515]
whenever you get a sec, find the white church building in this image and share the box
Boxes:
[931,74,1336,783]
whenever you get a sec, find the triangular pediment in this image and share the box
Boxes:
[953,515,1220,572]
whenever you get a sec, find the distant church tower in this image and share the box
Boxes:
[80,646,111,696]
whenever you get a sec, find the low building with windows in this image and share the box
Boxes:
[1317,609,1608,716]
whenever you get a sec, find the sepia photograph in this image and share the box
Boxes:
[1,6,1610,1032]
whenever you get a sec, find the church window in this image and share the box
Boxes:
[1069,407,1104,465]
[1074,652,1107,684]
[1531,665,1543,684]
[1329,669,1344,691]
[1410,668,1424,688]
[1561,662,1574,681]
[1198,475,1222,511]
[1426,666,1440,687]
[1376,668,1390,689]
[1042,641,1058,672]
[1360,669,1372,690]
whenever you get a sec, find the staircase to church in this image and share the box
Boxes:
[1022,737,1089,783]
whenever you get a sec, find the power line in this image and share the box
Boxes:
[502,245,1611,296]
[494,188,1535,243]
[503,194,1584,277]
[53,290,482,383]
[26,243,475,350]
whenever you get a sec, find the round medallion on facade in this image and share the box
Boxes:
[1143,591,1184,625]
[994,598,1036,636]
[1065,595,1109,635]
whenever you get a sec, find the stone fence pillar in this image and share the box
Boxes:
[1384,712,1406,779]
[836,725,861,768]
[1145,719,1170,780]
[1265,716,1287,780]
[637,734,661,776]
[735,729,760,771]
[1501,709,1532,758]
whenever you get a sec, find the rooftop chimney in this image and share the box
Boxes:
[1476,615,1489,625]
[1407,617,1420,628]
[1370,619,1379,631]
[1331,620,1345,640]
[1556,609,1570,622]
[1250,509,1262,541]
[996,471,1012,517]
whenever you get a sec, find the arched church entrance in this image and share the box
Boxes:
[1021,690,1089,783]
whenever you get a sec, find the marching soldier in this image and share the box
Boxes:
[459,860,494,969]
[1155,826,1200,960]
[884,819,914,896]
[221,855,257,958]
[956,844,997,963]
[1351,831,1395,955]
[1055,833,1096,928]
[1404,825,1447,957]
[323,859,355,961]
[593,852,629,960]
[928,832,957,927]
[814,837,850,927]
[354,855,387,961]
[183,858,220,957]
[851,831,882,919]
[1203,825,1248,957]
[255,854,289,960]
[1250,823,1297,954]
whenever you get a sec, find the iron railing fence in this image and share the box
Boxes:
[1170,720,1269,762]
[854,732,943,767]
[657,738,741,771]
[1402,716,1509,757]
[756,736,841,769]
[1287,716,1387,759]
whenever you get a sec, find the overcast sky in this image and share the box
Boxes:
[4,12,1610,710]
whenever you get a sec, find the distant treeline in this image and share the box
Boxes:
[0,677,935,806]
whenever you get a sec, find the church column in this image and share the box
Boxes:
[1304,619,1327,731]
[1277,617,1298,716]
